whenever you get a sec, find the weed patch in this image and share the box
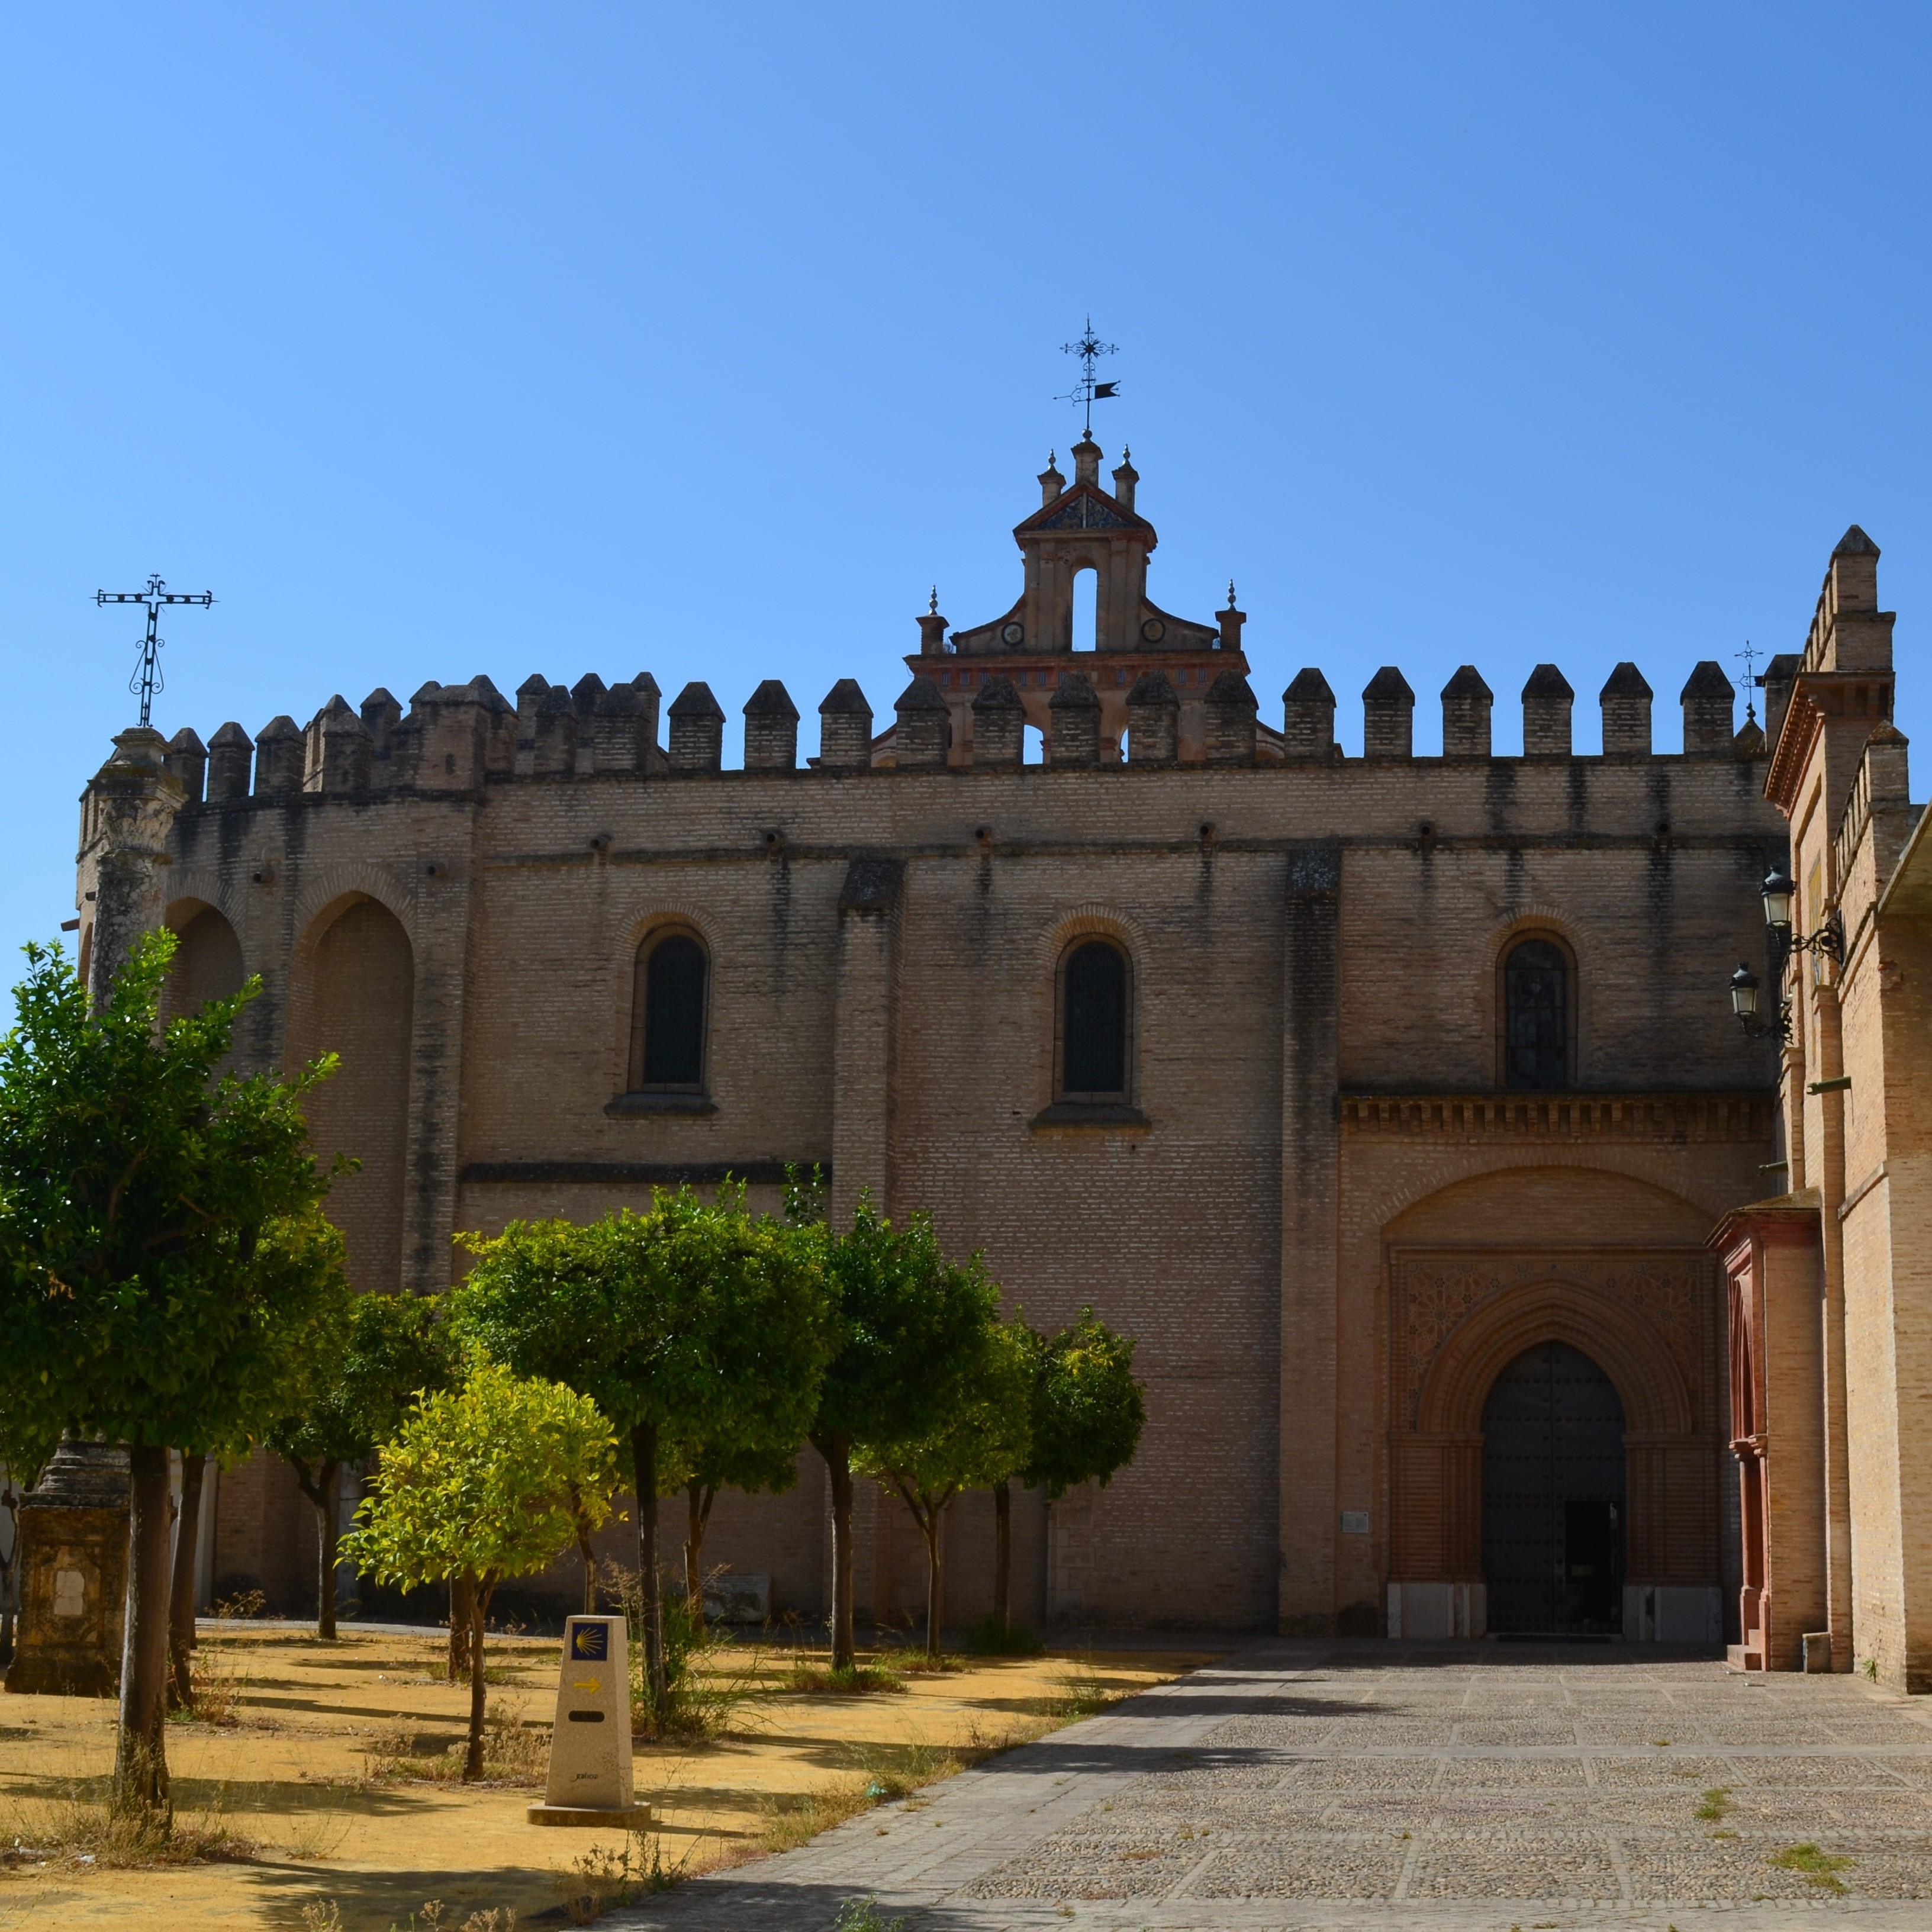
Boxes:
[752,1780,875,1856]
[788,1661,906,1696]
[1694,1787,1731,1823]
[1769,1843,1853,1891]
[305,1903,520,1932]
[551,1833,690,1922]
[1049,1659,1128,1721]
[830,1901,909,1931]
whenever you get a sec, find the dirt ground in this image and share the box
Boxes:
[0,1622,1213,1930]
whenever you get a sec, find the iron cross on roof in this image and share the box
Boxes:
[1058,318,1120,439]
[1735,640,1762,726]
[96,575,215,729]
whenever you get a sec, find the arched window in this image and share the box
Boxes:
[1503,938,1569,1089]
[631,931,707,1090]
[1060,939,1129,1100]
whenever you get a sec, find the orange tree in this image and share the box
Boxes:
[999,1309,1147,1633]
[803,1190,1001,1672]
[340,1361,617,1778]
[0,935,340,1817]
[451,1185,830,1711]
[260,1286,453,1640]
[856,1303,1027,1659]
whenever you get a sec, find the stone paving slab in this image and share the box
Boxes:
[610,1638,1932,1932]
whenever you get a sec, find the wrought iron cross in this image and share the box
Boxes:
[1735,640,1762,724]
[1058,318,1119,437]
[96,575,215,727]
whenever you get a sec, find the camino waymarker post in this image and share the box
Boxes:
[526,1614,652,1827]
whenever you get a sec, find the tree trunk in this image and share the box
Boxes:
[462,1573,490,1780]
[448,1573,474,1682]
[684,1482,717,1621]
[923,1506,944,1661]
[114,1443,173,1817]
[577,1524,599,1614]
[286,1457,342,1641]
[168,1452,207,1709]
[1,1480,17,1666]
[629,1421,665,1709]
[315,1461,341,1640]
[813,1434,856,1672]
[993,1479,1012,1639]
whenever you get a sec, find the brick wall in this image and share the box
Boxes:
[87,678,1785,1631]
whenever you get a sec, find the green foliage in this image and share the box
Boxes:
[812,1199,1002,1453]
[339,1361,617,1598]
[260,1287,453,1473]
[1022,1308,1147,1499]
[856,1306,1029,1502]
[453,1186,832,1702]
[453,1185,830,1456]
[0,934,340,1454]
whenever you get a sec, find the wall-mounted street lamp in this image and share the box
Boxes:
[1730,963,1785,1042]
[1757,868,1845,961]
[1731,868,1846,1042]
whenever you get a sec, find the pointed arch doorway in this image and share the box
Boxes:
[1482,1341,1626,1634]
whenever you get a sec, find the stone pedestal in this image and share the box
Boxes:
[4,1440,130,1697]
[527,1614,651,1828]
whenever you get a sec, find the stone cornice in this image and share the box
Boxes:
[1340,1090,1773,1144]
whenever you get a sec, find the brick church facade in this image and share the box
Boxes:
[67,436,1916,1653]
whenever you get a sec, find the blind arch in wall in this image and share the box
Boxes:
[298,897,414,1296]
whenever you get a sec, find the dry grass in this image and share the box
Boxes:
[1048,1656,1136,1721]
[547,1831,695,1923]
[168,1634,249,1728]
[0,1781,257,1870]
[302,1902,521,1932]
[0,1626,1212,1926]
[359,1700,547,1787]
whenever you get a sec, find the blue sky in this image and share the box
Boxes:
[4,3,1928,962]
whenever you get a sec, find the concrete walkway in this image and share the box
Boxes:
[613,1638,1932,1931]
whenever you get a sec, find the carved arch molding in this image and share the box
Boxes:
[1389,1246,1721,1589]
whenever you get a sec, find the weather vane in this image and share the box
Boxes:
[96,575,215,729]
[1735,640,1762,726]
[1058,317,1120,438]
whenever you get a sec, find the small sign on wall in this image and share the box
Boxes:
[527,1614,652,1827]
[1340,1511,1371,1536]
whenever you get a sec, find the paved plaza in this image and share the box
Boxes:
[617,1640,1932,1931]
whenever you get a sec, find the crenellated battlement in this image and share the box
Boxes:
[149,655,1760,806]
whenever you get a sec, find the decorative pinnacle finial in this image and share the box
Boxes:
[929,586,939,615]
[1122,444,1131,460]
[1057,318,1120,437]
[1226,579,1238,608]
